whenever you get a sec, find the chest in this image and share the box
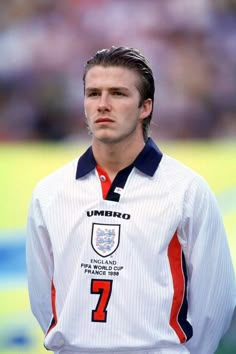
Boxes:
[44,174,183,264]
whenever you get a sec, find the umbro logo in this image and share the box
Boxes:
[87,209,131,220]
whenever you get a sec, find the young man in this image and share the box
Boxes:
[26,47,235,354]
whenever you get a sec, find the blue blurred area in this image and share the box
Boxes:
[0,232,26,280]
[0,312,38,353]
[1,327,33,349]
[0,230,40,352]
[0,231,26,281]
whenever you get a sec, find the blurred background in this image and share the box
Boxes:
[1,0,236,141]
[0,0,235,353]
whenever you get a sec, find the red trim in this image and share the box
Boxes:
[51,280,57,325]
[96,165,112,199]
[46,280,58,335]
[168,232,187,343]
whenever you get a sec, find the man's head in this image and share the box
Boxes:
[83,46,155,141]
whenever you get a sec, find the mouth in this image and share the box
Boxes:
[95,117,114,124]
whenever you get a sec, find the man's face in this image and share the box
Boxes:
[84,65,152,145]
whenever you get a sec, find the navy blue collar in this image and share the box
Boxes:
[75,137,163,179]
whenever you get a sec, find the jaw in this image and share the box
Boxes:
[92,125,144,148]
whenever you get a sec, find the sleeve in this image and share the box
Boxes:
[26,193,54,334]
[181,177,236,354]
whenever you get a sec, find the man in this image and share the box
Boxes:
[26,46,235,354]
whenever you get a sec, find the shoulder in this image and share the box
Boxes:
[159,154,208,190]
[161,155,221,219]
[158,154,219,215]
[31,158,79,206]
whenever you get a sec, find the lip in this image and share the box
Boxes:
[95,117,114,123]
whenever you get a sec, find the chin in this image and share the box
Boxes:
[94,133,121,144]
[98,137,117,144]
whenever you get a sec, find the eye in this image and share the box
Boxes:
[112,91,126,96]
[87,91,100,97]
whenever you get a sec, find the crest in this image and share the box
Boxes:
[91,223,120,257]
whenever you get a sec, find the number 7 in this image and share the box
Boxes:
[91,279,113,322]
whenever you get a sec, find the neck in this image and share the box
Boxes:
[92,138,145,181]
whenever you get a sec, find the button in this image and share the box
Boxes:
[100,175,106,182]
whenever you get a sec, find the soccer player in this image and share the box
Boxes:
[26,46,235,354]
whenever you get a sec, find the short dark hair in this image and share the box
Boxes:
[83,46,155,141]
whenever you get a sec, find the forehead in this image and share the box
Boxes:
[85,65,140,89]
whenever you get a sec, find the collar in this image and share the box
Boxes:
[75,137,163,179]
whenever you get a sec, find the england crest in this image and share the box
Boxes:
[91,223,120,257]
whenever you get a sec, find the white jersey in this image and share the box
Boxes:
[26,138,235,354]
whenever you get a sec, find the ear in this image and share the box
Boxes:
[140,99,152,120]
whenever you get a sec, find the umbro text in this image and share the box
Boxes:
[87,209,131,219]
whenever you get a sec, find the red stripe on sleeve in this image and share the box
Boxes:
[46,280,58,335]
[51,280,57,326]
[167,231,187,343]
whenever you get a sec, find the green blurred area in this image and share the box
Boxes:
[0,142,87,229]
[0,140,235,354]
[1,140,236,229]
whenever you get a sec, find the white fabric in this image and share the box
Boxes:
[26,154,235,354]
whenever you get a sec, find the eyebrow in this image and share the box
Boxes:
[85,86,130,93]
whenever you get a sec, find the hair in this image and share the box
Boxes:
[83,46,155,141]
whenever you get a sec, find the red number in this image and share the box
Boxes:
[91,279,113,322]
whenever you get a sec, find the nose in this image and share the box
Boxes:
[97,92,111,112]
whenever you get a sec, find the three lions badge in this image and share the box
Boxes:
[91,223,120,257]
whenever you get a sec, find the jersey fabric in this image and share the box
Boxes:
[26,138,235,354]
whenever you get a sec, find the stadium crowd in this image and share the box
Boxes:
[0,0,236,141]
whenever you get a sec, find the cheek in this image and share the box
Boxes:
[123,104,142,120]
[119,101,137,114]
[84,101,92,117]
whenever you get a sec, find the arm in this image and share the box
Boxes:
[182,178,236,354]
[26,194,54,334]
